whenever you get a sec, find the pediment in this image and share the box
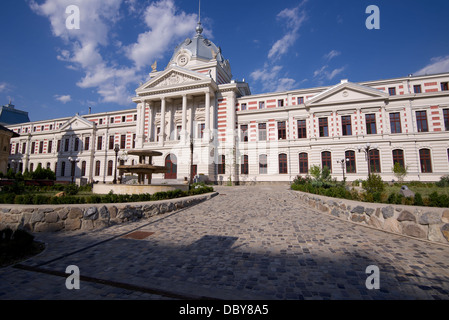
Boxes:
[306,82,389,106]
[136,66,210,92]
[59,115,95,132]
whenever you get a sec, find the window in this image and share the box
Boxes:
[366,114,377,134]
[64,139,69,152]
[416,111,428,132]
[198,123,205,139]
[39,141,44,154]
[48,141,52,154]
[259,154,267,174]
[444,109,449,131]
[84,137,90,151]
[61,161,66,177]
[134,114,137,121]
[241,103,247,111]
[278,121,286,140]
[442,82,449,91]
[297,97,304,105]
[97,136,103,150]
[414,85,422,94]
[74,138,79,151]
[122,116,126,122]
[388,87,396,96]
[99,119,103,125]
[299,153,308,174]
[81,161,86,176]
[297,120,307,139]
[46,163,50,170]
[258,123,267,141]
[31,142,35,154]
[22,143,26,154]
[345,150,356,173]
[321,151,332,172]
[95,160,101,176]
[240,125,248,142]
[109,136,115,150]
[279,153,288,174]
[392,149,405,168]
[341,116,352,136]
[278,99,284,107]
[107,160,113,176]
[30,163,34,172]
[110,117,114,124]
[389,112,402,134]
[120,134,126,149]
[57,140,61,152]
[319,118,329,137]
[369,149,381,173]
[419,149,432,173]
[241,155,249,175]
[259,101,265,109]
[217,155,225,174]
[176,126,181,141]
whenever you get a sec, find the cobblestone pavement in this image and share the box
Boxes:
[1,185,449,300]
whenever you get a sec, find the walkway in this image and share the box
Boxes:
[1,185,449,300]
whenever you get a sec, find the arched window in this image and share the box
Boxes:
[107,160,114,176]
[279,153,288,174]
[95,160,101,176]
[61,161,65,177]
[81,161,86,177]
[369,149,381,173]
[321,151,332,172]
[345,150,356,173]
[419,149,432,173]
[392,149,405,168]
[299,153,308,174]
[165,154,177,179]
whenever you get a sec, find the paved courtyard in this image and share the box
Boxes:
[1,185,449,300]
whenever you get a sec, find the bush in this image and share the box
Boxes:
[64,184,79,195]
[362,174,385,194]
[436,175,449,187]
[414,193,424,206]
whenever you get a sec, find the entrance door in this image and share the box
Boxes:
[165,154,177,179]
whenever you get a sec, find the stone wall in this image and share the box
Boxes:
[0,192,217,233]
[293,190,449,245]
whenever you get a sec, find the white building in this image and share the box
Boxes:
[7,22,449,184]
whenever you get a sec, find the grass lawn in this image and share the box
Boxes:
[384,184,449,197]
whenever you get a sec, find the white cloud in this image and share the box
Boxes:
[250,64,296,92]
[0,82,11,93]
[54,94,72,104]
[29,0,197,106]
[415,55,449,76]
[313,65,345,82]
[324,50,341,61]
[125,0,197,69]
[267,2,308,60]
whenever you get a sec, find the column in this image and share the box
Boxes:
[160,97,166,146]
[141,102,147,146]
[182,94,187,143]
[205,91,211,140]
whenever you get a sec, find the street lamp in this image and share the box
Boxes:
[336,158,348,182]
[358,142,378,177]
[189,136,194,185]
[113,144,120,184]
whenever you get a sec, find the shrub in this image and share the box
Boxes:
[64,184,79,195]
[413,192,424,206]
[436,175,449,187]
[362,174,385,194]
[392,163,408,182]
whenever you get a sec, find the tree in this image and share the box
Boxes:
[392,163,408,182]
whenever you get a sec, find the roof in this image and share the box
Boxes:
[0,123,20,137]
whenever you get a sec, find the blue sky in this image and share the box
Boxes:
[1,0,449,122]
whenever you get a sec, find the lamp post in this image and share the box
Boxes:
[189,136,194,185]
[336,158,348,182]
[113,144,120,184]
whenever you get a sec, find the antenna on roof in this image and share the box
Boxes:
[195,0,203,35]
[198,0,201,23]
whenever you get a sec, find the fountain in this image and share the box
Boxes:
[92,149,189,195]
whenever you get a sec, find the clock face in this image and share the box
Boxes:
[177,54,189,67]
